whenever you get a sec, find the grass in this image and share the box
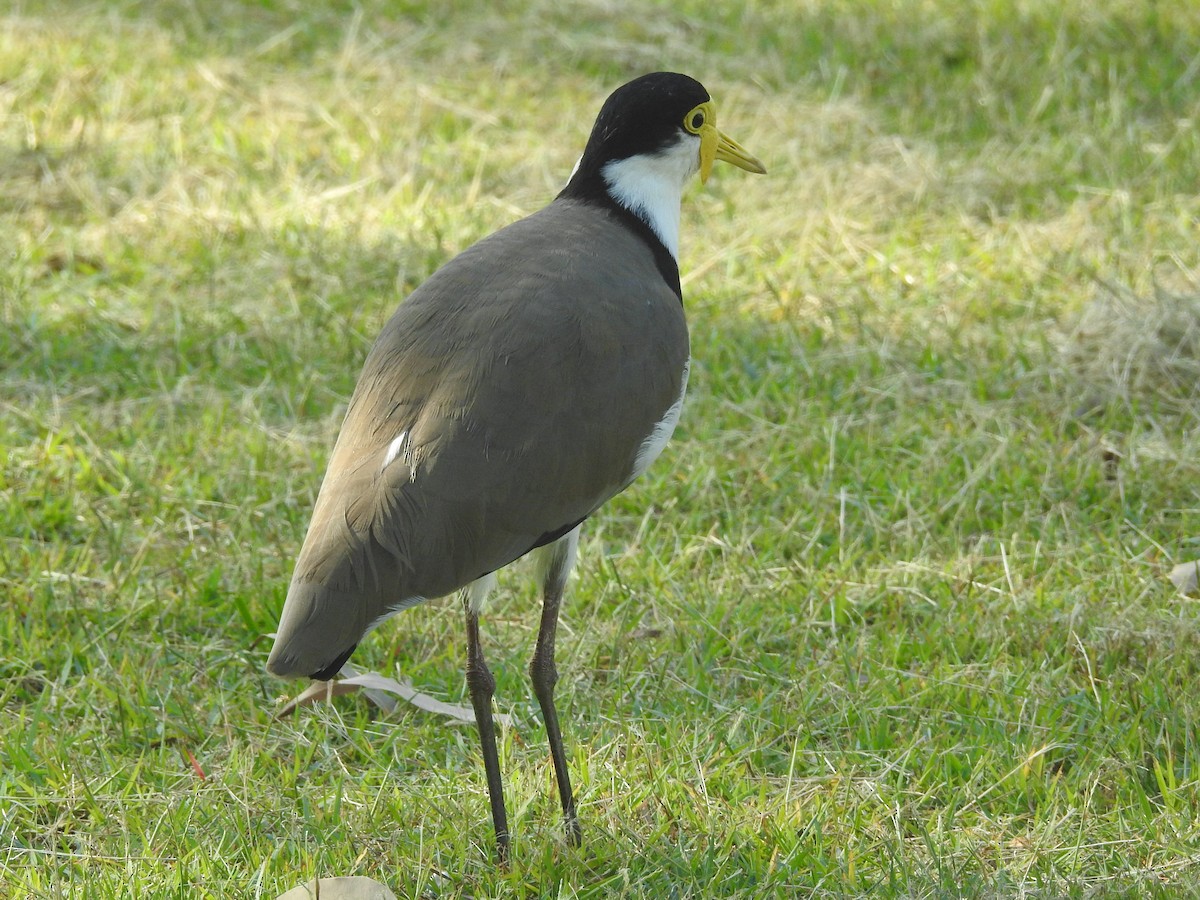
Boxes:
[3,0,1200,895]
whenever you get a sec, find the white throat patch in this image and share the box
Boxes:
[601,132,700,261]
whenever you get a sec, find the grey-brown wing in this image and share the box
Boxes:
[267,201,688,677]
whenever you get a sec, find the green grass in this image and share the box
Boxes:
[3,0,1200,896]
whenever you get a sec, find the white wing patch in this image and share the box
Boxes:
[632,359,690,480]
[381,430,410,473]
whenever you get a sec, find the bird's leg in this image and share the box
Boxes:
[463,582,509,864]
[530,528,582,846]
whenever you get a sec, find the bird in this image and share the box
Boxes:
[266,71,765,861]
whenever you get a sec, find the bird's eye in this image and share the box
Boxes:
[684,104,708,134]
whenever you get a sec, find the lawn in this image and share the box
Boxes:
[3,0,1200,896]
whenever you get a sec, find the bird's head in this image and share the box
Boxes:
[560,72,766,259]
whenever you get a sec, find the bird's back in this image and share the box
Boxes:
[267,199,689,678]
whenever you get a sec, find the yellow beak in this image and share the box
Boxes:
[699,121,767,184]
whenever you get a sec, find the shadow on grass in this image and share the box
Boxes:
[28,0,1200,140]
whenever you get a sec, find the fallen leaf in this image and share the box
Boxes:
[1169,560,1200,596]
[627,626,664,640]
[275,680,363,717]
[275,876,397,900]
[340,668,517,727]
[1100,445,1122,481]
[276,664,515,727]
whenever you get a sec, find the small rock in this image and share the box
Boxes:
[1169,560,1200,596]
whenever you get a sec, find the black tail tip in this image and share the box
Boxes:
[266,642,357,681]
[308,644,358,681]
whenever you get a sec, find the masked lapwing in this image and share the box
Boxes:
[267,72,765,860]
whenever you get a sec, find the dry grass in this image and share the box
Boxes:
[1061,278,1200,413]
